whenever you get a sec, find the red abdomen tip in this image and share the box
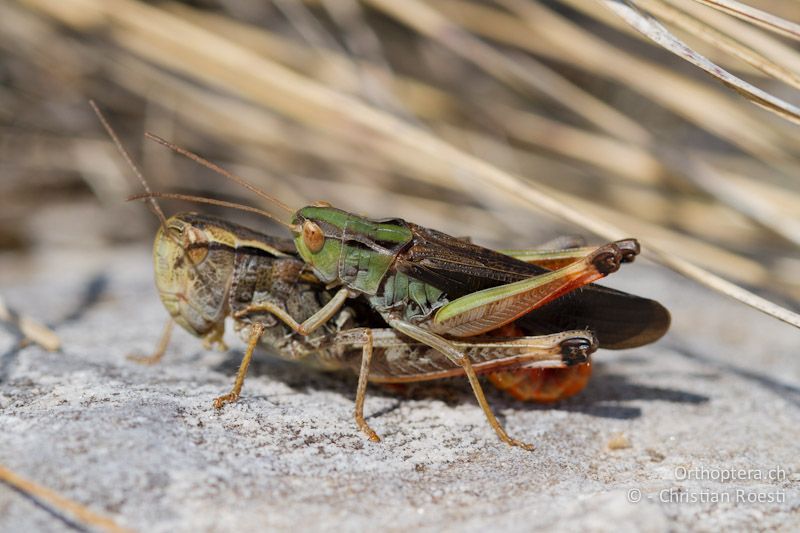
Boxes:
[488,362,592,403]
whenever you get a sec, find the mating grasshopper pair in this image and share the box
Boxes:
[94,105,669,450]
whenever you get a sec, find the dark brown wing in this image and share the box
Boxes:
[514,285,670,349]
[396,223,552,294]
[395,223,670,349]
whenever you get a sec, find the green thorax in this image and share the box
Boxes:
[369,271,446,322]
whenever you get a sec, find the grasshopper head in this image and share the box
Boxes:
[292,205,414,294]
[153,213,234,339]
[292,206,348,284]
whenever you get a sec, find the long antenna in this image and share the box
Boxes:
[144,132,295,214]
[89,100,168,229]
[129,192,300,231]
[90,101,215,291]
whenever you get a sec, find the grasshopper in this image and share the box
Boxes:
[91,104,605,448]
[142,211,601,442]
[132,132,670,451]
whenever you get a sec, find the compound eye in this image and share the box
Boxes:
[183,227,209,264]
[187,246,208,264]
[302,220,325,253]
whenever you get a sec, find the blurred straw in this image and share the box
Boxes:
[446,0,794,159]
[0,296,61,352]
[163,1,800,248]
[670,0,800,75]
[0,465,131,533]
[6,0,800,329]
[598,0,800,125]
[364,0,651,144]
[683,0,800,40]
[632,0,800,90]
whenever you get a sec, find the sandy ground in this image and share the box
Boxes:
[1,245,798,532]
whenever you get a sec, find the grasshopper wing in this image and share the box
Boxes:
[513,285,670,349]
[395,224,669,349]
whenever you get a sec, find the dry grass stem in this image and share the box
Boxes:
[6,0,800,329]
[0,465,131,533]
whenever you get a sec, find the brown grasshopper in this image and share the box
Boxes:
[130,142,669,450]
[143,211,600,441]
[128,125,670,449]
[91,104,604,447]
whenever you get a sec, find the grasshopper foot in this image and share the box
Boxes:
[213,392,239,410]
[357,421,382,443]
[504,437,535,451]
[560,336,597,366]
[615,239,640,263]
[126,352,164,366]
[128,321,173,366]
[590,244,623,275]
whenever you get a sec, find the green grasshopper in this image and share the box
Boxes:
[91,104,604,448]
[136,133,670,451]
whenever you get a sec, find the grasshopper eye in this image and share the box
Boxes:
[184,226,209,264]
[187,246,208,264]
[302,220,325,253]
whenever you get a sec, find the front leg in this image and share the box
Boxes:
[301,326,381,442]
[215,290,351,409]
[213,323,266,409]
[127,319,174,365]
[351,328,380,442]
[232,287,351,335]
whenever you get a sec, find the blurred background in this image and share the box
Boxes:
[1,0,799,317]
[1,4,799,529]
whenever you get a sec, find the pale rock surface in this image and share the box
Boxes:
[1,246,798,531]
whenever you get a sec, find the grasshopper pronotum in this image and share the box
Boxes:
[92,104,605,448]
